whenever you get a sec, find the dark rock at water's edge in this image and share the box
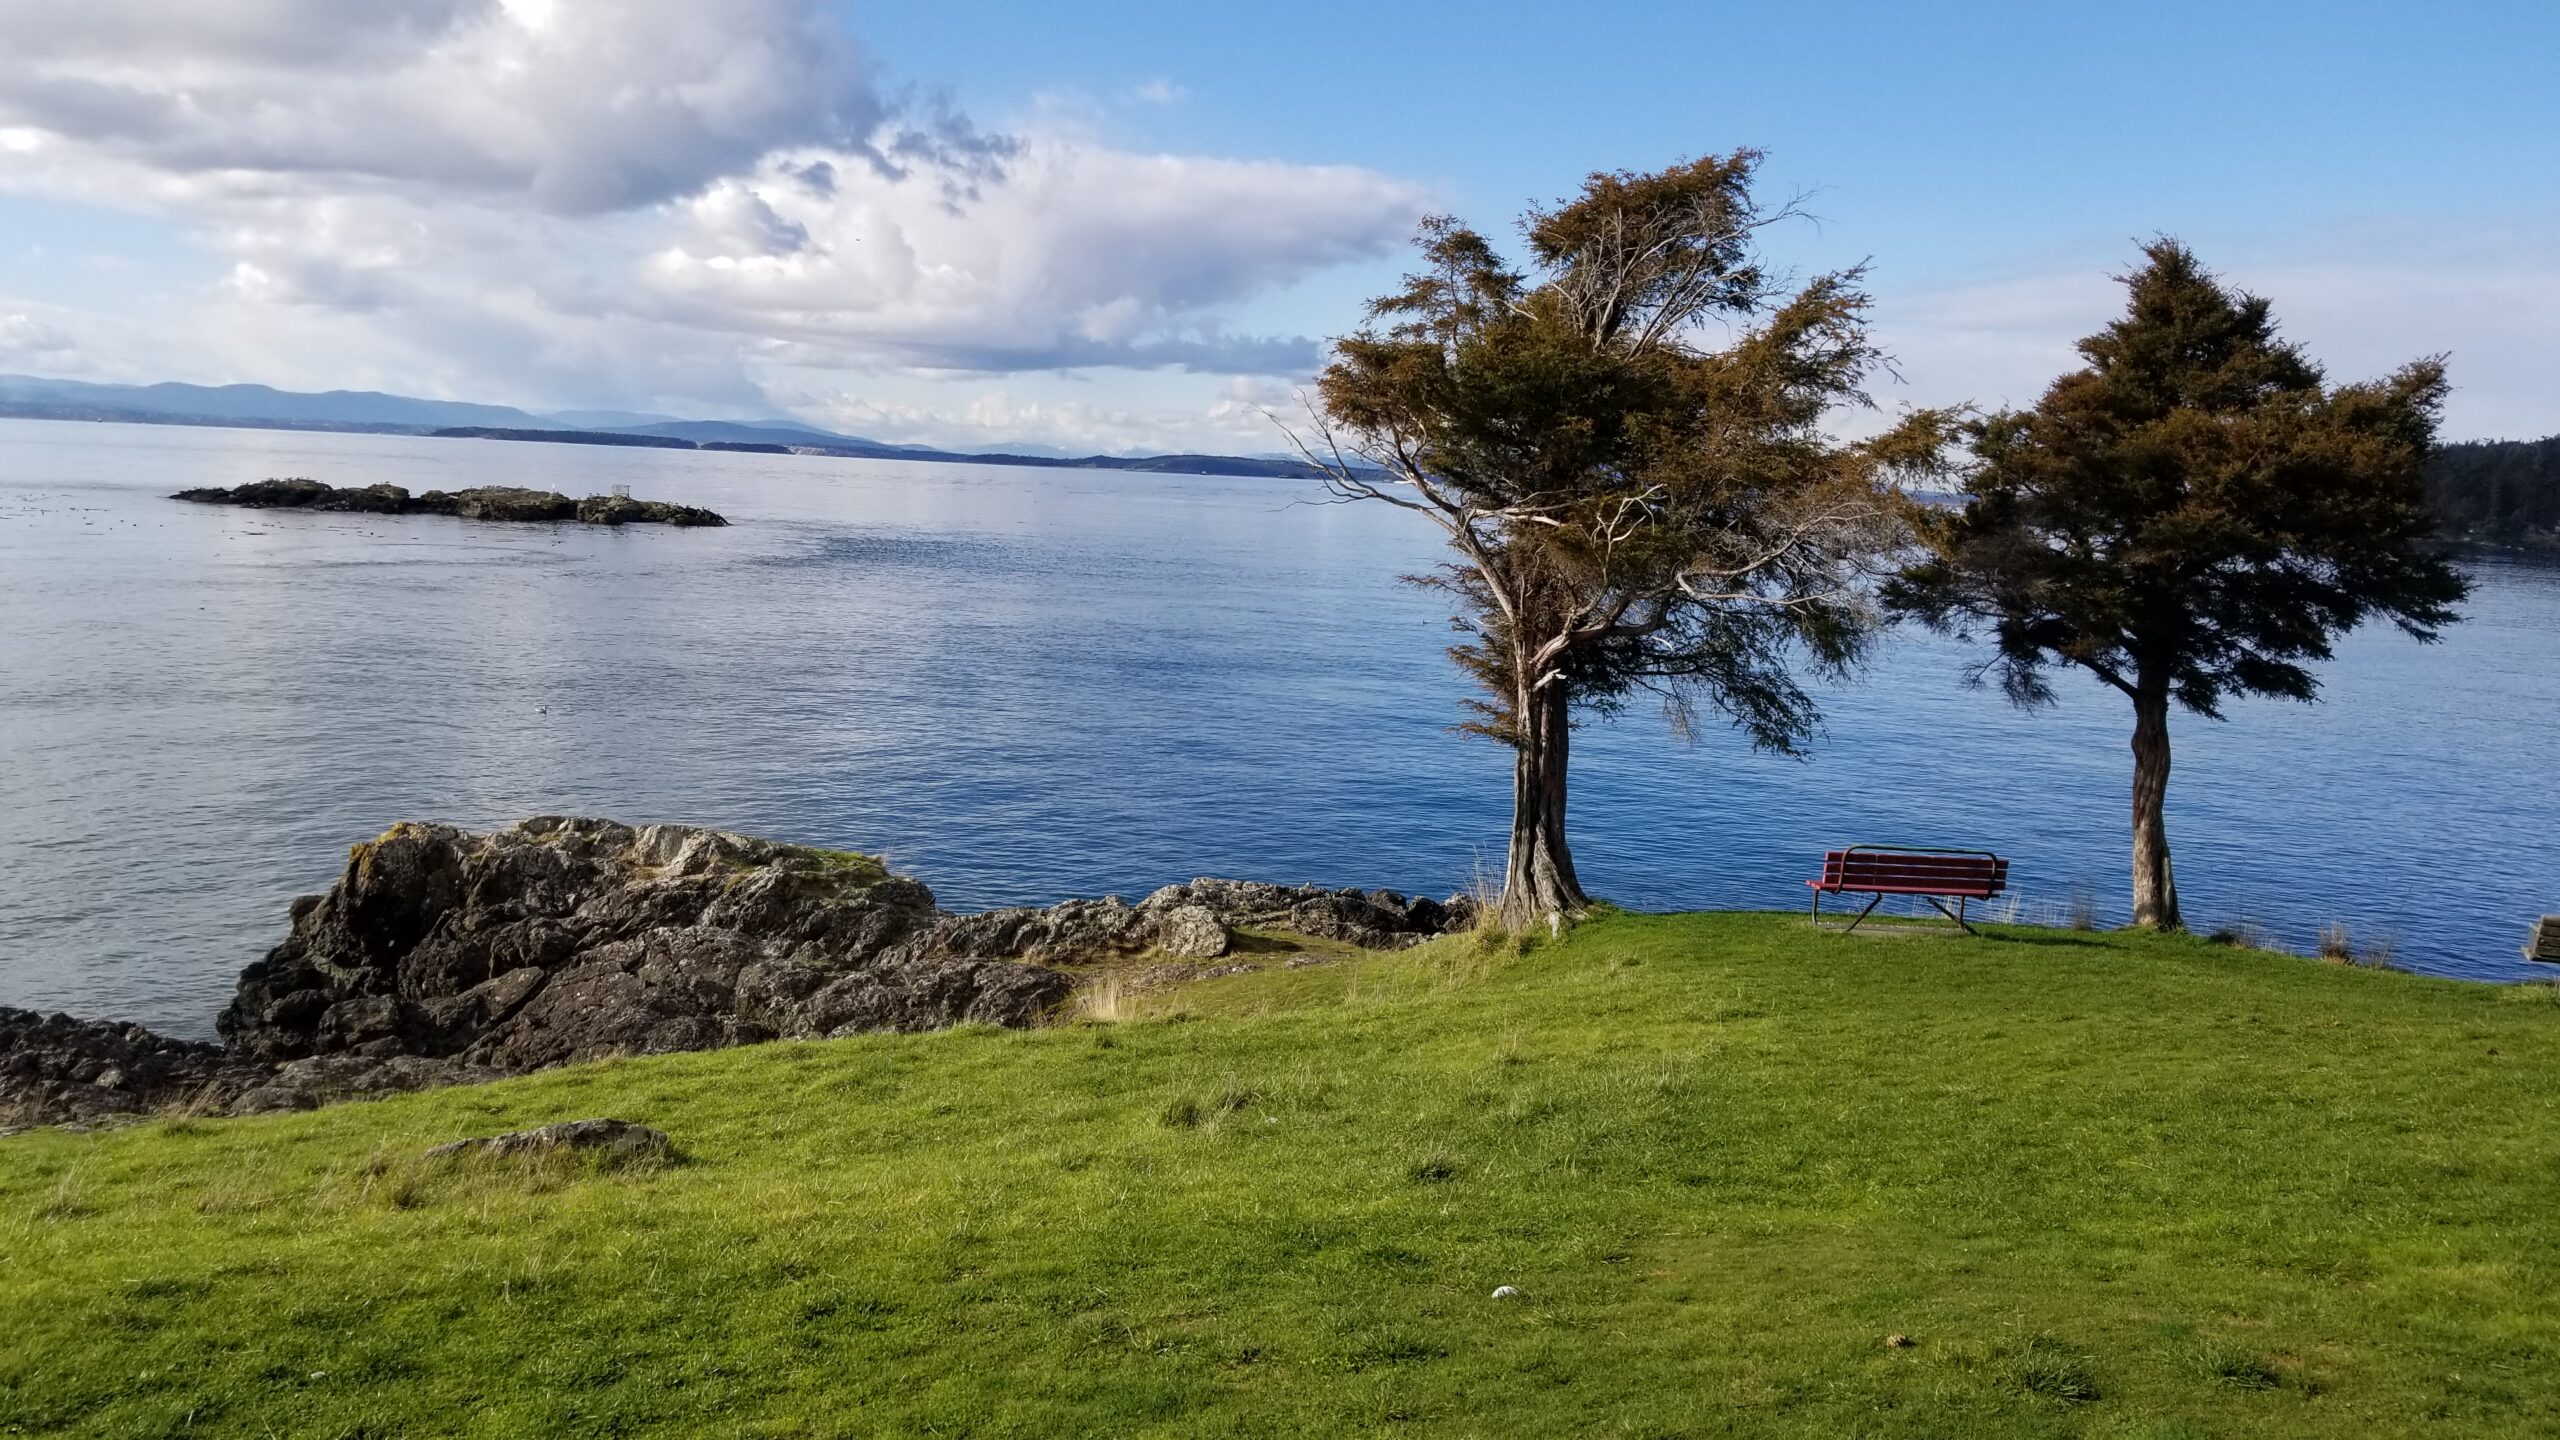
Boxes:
[0,818,1474,1130]
[569,493,729,526]
[171,478,727,527]
[0,1010,276,1129]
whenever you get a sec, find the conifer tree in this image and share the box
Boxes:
[1888,241,2467,929]
[1307,153,1945,928]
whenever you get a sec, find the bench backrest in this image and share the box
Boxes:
[1820,848,2009,896]
[2533,916,2559,964]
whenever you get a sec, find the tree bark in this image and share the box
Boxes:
[1499,679,1589,930]
[2129,679,2182,931]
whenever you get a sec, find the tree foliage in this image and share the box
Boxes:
[1887,239,2468,927]
[1304,152,1947,926]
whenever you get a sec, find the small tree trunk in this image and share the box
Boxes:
[2129,680,2182,931]
[1499,680,1588,930]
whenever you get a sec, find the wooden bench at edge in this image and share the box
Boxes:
[1807,846,2010,935]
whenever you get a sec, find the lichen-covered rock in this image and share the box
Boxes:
[931,896,1154,962]
[1134,878,1468,951]
[213,817,1038,1070]
[1156,905,1231,959]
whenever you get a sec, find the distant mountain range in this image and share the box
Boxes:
[0,373,562,432]
[0,373,1327,480]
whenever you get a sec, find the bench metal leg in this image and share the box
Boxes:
[1920,895,1979,936]
[1841,894,1885,935]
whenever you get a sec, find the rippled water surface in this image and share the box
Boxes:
[3,419,2555,1033]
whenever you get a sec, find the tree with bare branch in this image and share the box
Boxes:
[1295,152,1949,930]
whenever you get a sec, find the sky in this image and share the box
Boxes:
[0,0,2552,453]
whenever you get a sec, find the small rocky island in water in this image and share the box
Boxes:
[0,818,1473,1129]
[173,477,727,527]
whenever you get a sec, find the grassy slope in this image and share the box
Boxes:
[4,913,2558,1439]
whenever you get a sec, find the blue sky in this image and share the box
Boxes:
[850,0,2556,260]
[0,1,2552,448]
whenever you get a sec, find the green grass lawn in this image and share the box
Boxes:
[6,912,2559,1438]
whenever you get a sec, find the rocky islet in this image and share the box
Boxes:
[172,477,727,527]
[1,817,1474,1129]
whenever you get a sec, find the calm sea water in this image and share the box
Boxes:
[3,419,2554,1034]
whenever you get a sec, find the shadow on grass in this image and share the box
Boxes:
[1979,930,2114,950]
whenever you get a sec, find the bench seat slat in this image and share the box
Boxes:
[1822,860,1996,876]
[1810,847,2009,900]
[1825,861,2001,876]
[1812,871,2007,891]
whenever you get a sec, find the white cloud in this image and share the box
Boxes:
[640,140,1426,372]
[0,312,74,355]
[1132,79,1188,106]
[0,0,884,214]
[0,0,1430,439]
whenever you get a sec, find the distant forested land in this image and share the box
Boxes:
[2426,435,2560,540]
[432,425,696,449]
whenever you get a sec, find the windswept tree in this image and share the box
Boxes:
[1301,153,1947,929]
[1887,241,2468,930]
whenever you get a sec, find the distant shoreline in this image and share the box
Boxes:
[0,404,1334,481]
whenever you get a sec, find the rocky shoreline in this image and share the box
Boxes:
[173,477,728,527]
[0,818,1471,1130]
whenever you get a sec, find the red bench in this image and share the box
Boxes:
[1808,846,2010,935]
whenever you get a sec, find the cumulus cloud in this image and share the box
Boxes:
[0,0,1429,429]
[0,0,883,213]
[640,141,1426,372]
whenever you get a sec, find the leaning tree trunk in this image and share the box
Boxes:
[2129,680,2182,931]
[1499,680,1588,930]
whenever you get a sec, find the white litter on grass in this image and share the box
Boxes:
[1491,1285,1520,1300]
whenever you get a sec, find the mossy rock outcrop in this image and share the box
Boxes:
[3,819,1471,1128]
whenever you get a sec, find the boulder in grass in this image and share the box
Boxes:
[424,1118,671,1166]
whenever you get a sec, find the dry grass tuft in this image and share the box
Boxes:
[2318,922,2400,969]
[1075,973,1132,1024]
[2067,884,2100,932]
[35,1170,90,1222]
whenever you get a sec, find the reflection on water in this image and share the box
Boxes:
[2,419,2554,1033]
